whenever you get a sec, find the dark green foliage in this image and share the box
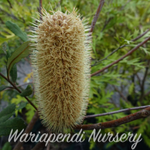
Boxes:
[6,41,30,76]
[0,85,10,92]
[5,21,28,42]
[0,104,26,136]
[0,117,26,136]
[10,64,17,82]
[2,142,12,150]
[20,85,32,97]
[0,104,16,119]
[0,0,150,149]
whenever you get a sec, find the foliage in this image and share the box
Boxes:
[0,104,26,136]
[0,0,150,149]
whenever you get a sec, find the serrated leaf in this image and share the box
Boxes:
[10,64,17,83]
[0,85,10,92]
[0,117,26,136]
[20,85,32,97]
[0,104,16,118]
[5,21,28,42]
[2,142,12,150]
[7,41,30,77]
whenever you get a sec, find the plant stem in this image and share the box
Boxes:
[91,37,150,77]
[112,85,128,102]
[39,0,43,21]
[90,0,105,33]
[139,60,150,102]
[93,29,150,66]
[84,105,150,118]
[13,112,39,150]
[0,73,37,110]
[77,106,150,130]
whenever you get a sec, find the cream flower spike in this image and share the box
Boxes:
[30,7,92,133]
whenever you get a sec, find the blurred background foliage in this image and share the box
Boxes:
[0,0,150,149]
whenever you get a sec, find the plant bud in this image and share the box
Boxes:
[30,8,91,132]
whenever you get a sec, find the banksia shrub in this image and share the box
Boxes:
[30,8,91,132]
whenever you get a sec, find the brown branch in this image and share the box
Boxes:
[112,85,128,102]
[84,105,150,119]
[139,60,150,102]
[0,8,19,21]
[132,29,150,42]
[46,142,50,150]
[91,37,150,77]
[76,106,150,130]
[0,73,37,110]
[136,73,142,88]
[90,0,105,33]
[16,82,33,87]
[101,17,112,32]
[93,29,150,65]
[39,0,43,21]
[13,112,39,150]
[7,0,13,8]
[3,82,33,92]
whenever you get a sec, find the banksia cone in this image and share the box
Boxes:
[30,8,91,132]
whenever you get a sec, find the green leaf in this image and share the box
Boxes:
[0,117,26,136]
[0,104,16,125]
[7,41,30,77]
[2,142,12,150]
[5,21,28,42]
[129,83,134,95]
[0,85,10,92]
[20,85,33,97]
[17,102,27,111]
[0,113,14,125]
[2,42,11,60]
[0,104,16,118]
[0,37,9,45]
[10,64,17,83]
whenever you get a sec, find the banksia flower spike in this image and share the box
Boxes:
[30,8,91,132]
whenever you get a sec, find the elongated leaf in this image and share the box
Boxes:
[0,117,26,136]
[0,113,14,124]
[0,85,10,92]
[17,102,27,111]
[2,42,11,60]
[10,64,17,82]
[0,104,15,118]
[20,85,33,97]
[2,142,12,150]
[7,41,30,76]
[5,21,28,42]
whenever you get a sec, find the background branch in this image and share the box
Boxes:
[13,112,39,150]
[84,105,150,118]
[0,73,37,110]
[112,85,128,102]
[77,106,150,130]
[39,0,43,21]
[93,29,150,65]
[90,0,105,33]
[91,37,150,77]
[139,60,150,102]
